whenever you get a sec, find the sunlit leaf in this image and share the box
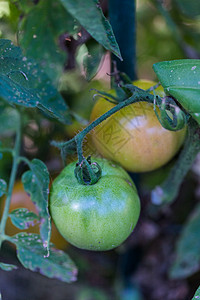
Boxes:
[9,208,40,230]
[59,0,122,60]
[13,233,77,283]
[22,159,51,250]
[11,0,35,14]
[153,59,200,124]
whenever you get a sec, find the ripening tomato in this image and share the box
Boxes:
[50,157,140,251]
[1,181,68,250]
[90,80,186,173]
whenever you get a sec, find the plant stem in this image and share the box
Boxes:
[151,118,200,205]
[0,118,21,247]
[0,148,13,154]
[74,89,148,163]
[53,86,185,165]
[109,0,137,80]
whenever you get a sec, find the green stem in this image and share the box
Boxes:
[151,118,200,205]
[74,89,145,163]
[75,136,84,164]
[0,233,14,243]
[18,156,31,168]
[0,148,13,154]
[0,119,21,247]
[53,86,185,165]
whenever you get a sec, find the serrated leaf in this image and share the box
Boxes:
[83,41,105,81]
[22,159,51,250]
[13,233,77,283]
[18,0,78,83]
[0,179,7,197]
[192,286,200,300]
[9,208,40,230]
[0,262,18,271]
[59,0,122,60]
[153,59,200,124]
[0,39,70,124]
[170,203,200,279]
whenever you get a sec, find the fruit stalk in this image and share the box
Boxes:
[52,87,159,165]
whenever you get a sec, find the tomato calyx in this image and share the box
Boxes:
[153,95,188,131]
[74,156,102,185]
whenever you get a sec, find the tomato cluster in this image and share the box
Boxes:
[49,80,186,251]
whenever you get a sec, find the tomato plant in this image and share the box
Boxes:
[0,181,68,250]
[1,0,200,297]
[50,157,140,251]
[90,80,186,172]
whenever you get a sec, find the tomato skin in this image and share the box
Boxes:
[50,158,140,251]
[1,181,68,250]
[90,80,186,173]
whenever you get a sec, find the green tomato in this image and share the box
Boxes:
[50,158,140,251]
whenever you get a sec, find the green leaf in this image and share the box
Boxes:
[0,179,7,197]
[0,262,18,271]
[13,233,77,283]
[170,203,200,279]
[22,159,51,250]
[175,0,200,18]
[0,107,20,136]
[151,118,200,205]
[59,0,122,60]
[0,39,70,124]
[18,0,78,83]
[83,41,105,81]
[11,0,35,14]
[192,286,200,300]
[9,208,40,230]
[153,59,200,124]
[77,287,109,300]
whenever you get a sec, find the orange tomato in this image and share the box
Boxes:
[1,181,68,250]
[90,80,186,172]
